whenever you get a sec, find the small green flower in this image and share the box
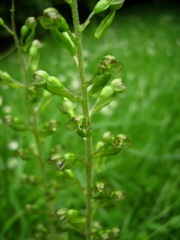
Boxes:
[25,17,37,29]
[110,78,126,93]
[32,70,49,86]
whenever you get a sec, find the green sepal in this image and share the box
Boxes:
[32,70,48,87]
[95,10,115,39]
[22,29,35,52]
[110,78,126,93]
[50,27,76,56]
[66,115,92,138]
[92,94,115,114]
[39,15,55,29]
[20,25,30,39]
[100,85,114,98]
[93,0,109,14]
[89,72,111,95]
[45,76,79,100]
[109,0,125,10]
[25,17,37,30]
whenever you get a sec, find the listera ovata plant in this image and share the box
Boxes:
[0,0,132,239]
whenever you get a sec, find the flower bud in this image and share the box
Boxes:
[29,40,43,70]
[41,8,69,32]
[45,76,65,93]
[4,115,28,131]
[60,98,76,117]
[25,17,37,29]
[95,10,115,39]
[66,115,84,131]
[109,0,125,10]
[111,134,132,149]
[0,17,5,26]
[30,39,43,52]
[102,55,116,68]
[43,7,59,18]
[93,0,109,14]
[20,25,29,39]
[32,70,49,86]
[110,78,126,93]
[100,85,114,98]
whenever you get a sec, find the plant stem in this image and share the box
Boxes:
[71,1,93,239]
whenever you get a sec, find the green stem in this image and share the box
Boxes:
[71,1,93,239]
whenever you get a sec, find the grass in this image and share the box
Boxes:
[0,3,180,240]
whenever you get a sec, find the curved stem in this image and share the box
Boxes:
[71,1,94,239]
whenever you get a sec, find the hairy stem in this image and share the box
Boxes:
[71,1,94,239]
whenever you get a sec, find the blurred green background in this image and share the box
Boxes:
[0,0,180,239]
